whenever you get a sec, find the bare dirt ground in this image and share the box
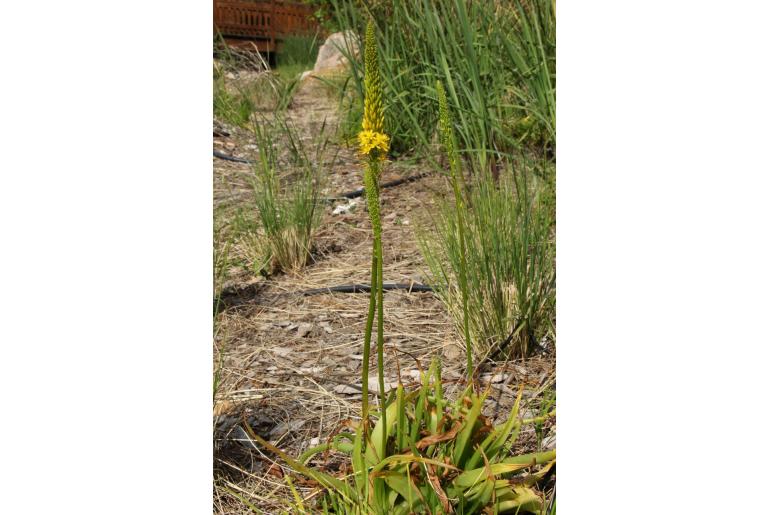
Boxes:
[213,71,555,513]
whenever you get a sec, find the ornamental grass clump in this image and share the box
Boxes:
[250,116,321,274]
[420,165,555,359]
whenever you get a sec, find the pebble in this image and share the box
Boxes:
[333,384,359,395]
[367,377,399,394]
[297,323,313,338]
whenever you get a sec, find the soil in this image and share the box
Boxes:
[213,69,555,513]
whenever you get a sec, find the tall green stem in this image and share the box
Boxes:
[361,252,378,427]
[364,162,387,459]
[375,221,386,458]
[455,186,472,379]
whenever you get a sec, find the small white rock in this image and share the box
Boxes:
[333,199,359,215]
[480,373,507,384]
[334,384,360,395]
[367,377,398,394]
[297,323,313,338]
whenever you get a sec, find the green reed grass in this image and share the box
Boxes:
[213,74,255,127]
[277,32,322,69]
[326,0,555,171]
[436,79,473,380]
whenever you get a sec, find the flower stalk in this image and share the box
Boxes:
[359,20,389,461]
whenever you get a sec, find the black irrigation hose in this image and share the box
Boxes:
[333,172,431,200]
[297,282,434,296]
[212,150,430,199]
[213,150,253,164]
[214,282,433,314]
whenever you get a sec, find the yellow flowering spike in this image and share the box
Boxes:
[362,21,385,135]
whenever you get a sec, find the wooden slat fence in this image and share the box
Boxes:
[214,0,318,51]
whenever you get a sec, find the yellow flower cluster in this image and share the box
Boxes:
[358,129,390,158]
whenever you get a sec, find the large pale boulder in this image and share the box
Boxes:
[313,30,360,73]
